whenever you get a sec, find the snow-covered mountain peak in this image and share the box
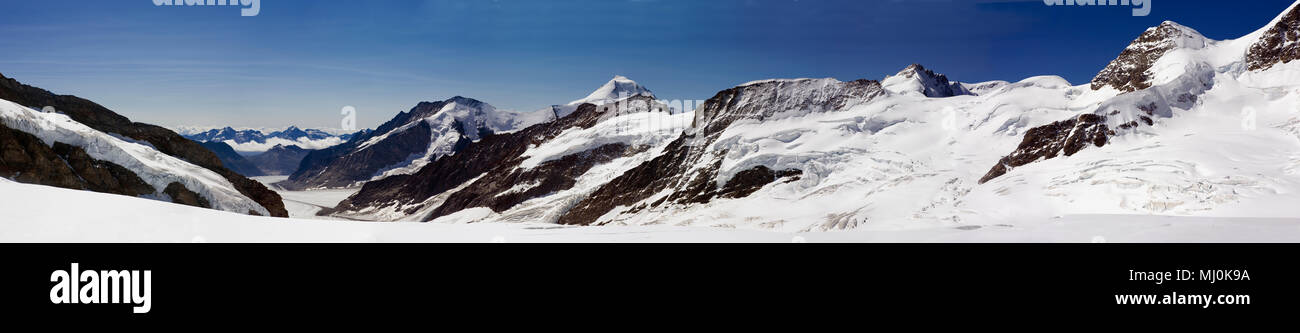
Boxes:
[569,75,655,106]
[882,64,971,98]
[1152,21,1211,49]
[436,96,510,140]
[1091,20,1217,92]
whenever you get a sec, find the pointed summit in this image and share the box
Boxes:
[1091,21,1210,92]
[568,75,655,106]
[881,64,969,98]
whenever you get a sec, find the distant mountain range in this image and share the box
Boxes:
[176,126,365,154]
[178,126,366,178]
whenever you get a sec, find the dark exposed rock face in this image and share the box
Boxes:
[1091,22,1204,92]
[557,135,698,225]
[0,124,85,190]
[164,182,211,209]
[558,78,885,226]
[1248,4,1300,71]
[333,97,655,219]
[0,73,287,217]
[718,166,802,199]
[51,142,156,196]
[0,123,153,198]
[246,144,313,176]
[198,141,265,177]
[978,114,1111,184]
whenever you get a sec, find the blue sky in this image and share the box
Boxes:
[0,0,1293,130]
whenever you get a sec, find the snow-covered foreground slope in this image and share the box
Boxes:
[0,98,271,215]
[3,178,1298,243]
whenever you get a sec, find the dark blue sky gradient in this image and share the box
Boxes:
[0,0,1292,129]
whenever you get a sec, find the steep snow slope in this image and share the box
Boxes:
[0,98,272,215]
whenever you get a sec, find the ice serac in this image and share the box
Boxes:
[558,78,884,226]
[0,73,287,217]
[881,64,971,97]
[1091,21,1210,92]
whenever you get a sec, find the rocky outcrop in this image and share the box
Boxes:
[978,114,1111,184]
[164,182,212,209]
[0,73,287,217]
[718,166,802,199]
[1248,4,1300,71]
